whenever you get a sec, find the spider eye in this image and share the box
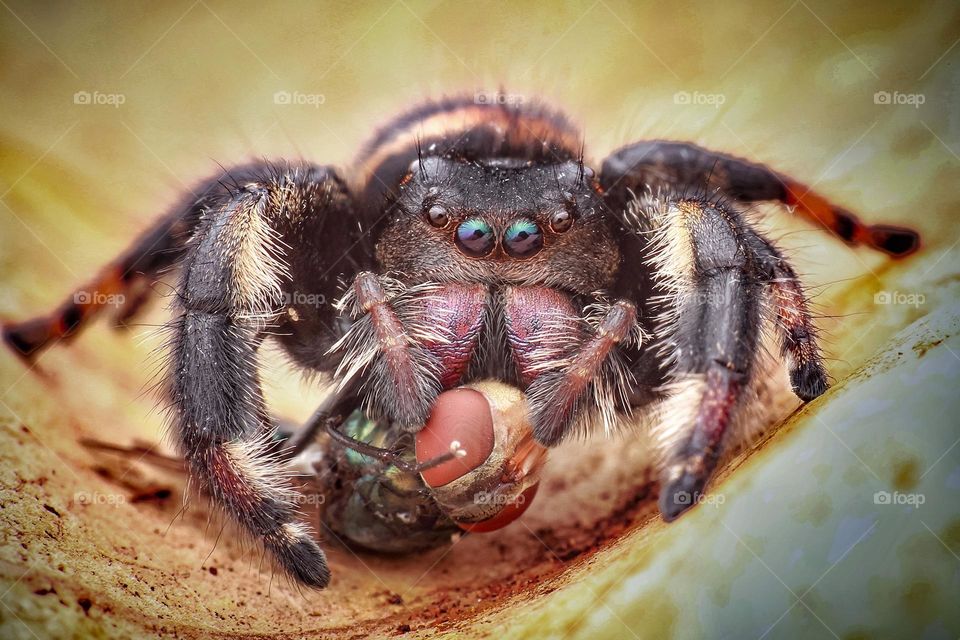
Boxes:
[455,218,495,257]
[503,219,543,258]
[550,209,573,233]
[426,204,449,228]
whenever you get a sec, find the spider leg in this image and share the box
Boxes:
[634,198,769,519]
[169,160,356,589]
[1,161,348,360]
[743,231,828,400]
[3,200,202,358]
[601,140,920,257]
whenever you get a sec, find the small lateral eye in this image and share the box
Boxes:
[503,218,543,258]
[426,204,450,228]
[455,218,496,257]
[550,209,574,233]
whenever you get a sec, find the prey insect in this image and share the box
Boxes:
[5,94,920,588]
[83,381,544,555]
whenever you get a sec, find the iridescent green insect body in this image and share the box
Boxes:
[317,412,459,553]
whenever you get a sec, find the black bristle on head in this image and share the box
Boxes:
[416,136,427,181]
[576,140,586,183]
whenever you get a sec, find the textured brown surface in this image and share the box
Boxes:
[1,2,958,638]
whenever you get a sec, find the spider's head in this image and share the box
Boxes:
[375,155,620,293]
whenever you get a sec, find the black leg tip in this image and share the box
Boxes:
[267,536,331,589]
[3,323,43,359]
[659,467,709,522]
[791,360,828,401]
[869,225,920,258]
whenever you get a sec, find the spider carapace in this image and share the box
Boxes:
[4,95,920,588]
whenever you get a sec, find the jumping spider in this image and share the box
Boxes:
[4,95,920,588]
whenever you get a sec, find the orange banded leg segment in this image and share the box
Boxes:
[4,263,134,358]
[782,182,918,257]
[599,140,920,259]
[4,203,200,359]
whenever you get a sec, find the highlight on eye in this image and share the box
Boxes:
[455,217,496,257]
[503,218,543,258]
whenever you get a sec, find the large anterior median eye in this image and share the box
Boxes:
[503,218,543,258]
[455,218,496,257]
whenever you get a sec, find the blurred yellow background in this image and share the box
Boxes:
[1,2,958,639]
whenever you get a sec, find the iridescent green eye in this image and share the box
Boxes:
[503,218,543,258]
[455,218,495,257]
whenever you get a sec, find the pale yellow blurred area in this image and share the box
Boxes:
[0,2,958,639]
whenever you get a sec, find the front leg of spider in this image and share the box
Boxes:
[594,139,921,521]
[654,201,759,517]
[170,162,355,588]
[638,197,829,520]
